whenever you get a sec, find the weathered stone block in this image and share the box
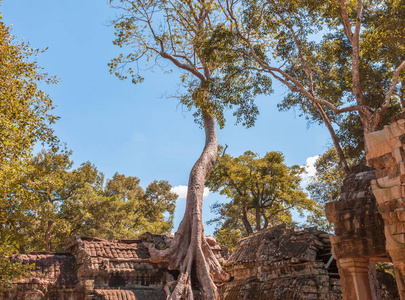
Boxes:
[325,166,387,262]
[220,226,342,300]
[377,175,402,189]
[367,137,398,161]
[366,128,394,150]
[373,185,404,204]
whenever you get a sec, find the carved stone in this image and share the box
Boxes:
[366,113,405,299]
[325,165,387,260]
[1,253,84,299]
[2,234,172,299]
[219,225,342,300]
[3,228,398,299]
[325,165,398,300]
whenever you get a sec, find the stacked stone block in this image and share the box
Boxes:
[1,253,85,299]
[366,113,405,298]
[325,165,396,300]
[219,225,342,300]
[64,235,170,299]
[325,166,386,261]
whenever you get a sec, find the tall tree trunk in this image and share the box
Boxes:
[45,220,54,252]
[255,206,261,231]
[361,114,378,157]
[146,114,229,300]
[263,211,269,229]
[315,103,350,176]
[242,206,253,235]
[401,78,405,110]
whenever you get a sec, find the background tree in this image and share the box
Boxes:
[109,0,270,298]
[70,174,178,242]
[19,149,178,253]
[0,8,58,289]
[206,147,325,250]
[20,148,103,252]
[306,148,346,205]
[212,0,405,175]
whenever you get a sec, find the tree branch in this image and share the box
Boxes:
[351,0,365,106]
[337,0,354,43]
[374,59,405,123]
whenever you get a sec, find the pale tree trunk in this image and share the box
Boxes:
[146,114,229,300]
[368,262,379,300]
[242,206,253,235]
[45,220,54,252]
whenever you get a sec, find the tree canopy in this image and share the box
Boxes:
[205,0,405,171]
[0,10,58,289]
[17,148,178,253]
[206,147,325,251]
[108,0,271,129]
[306,148,347,206]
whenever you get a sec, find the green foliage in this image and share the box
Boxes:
[19,149,178,252]
[362,0,405,68]
[0,12,58,289]
[19,148,102,252]
[206,146,324,250]
[281,0,404,160]
[306,148,346,205]
[304,147,368,232]
[213,226,244,254]
[376,262,395,278]
[213,0,405,162]
[109,0,272,129]
[73,174,177,242]
[0,246,34,290]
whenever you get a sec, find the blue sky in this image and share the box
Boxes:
[2,0,331,235]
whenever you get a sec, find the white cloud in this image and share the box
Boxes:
[301,155,320,185]
[171,185,210,199]
[304,155,320,177]
[171,185,188,198]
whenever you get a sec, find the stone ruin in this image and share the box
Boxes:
[324,113,405,300]
[219,225,341,300]
[6,114,405,300]
[367,113,405,298]
[325,165,398,300]
[2,225,344,300]
[2,234,173,300]
[2,253,82,300]
[2,226,342,300]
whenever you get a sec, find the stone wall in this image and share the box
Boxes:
[219,225,342,300]
[1,253,85,299]
[1,234,173,300]
[2,228,342,300]
[325,164,399,300]
[64,235,170,299]
[366,113,405,298]
[325,165,387,260]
